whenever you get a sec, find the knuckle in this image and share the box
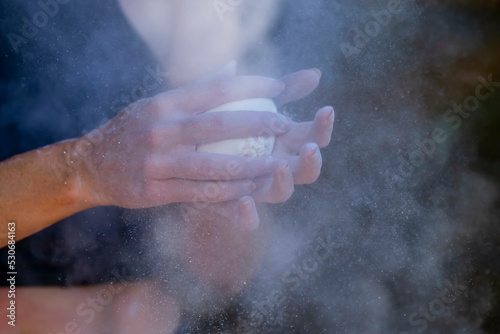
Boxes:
[163,122,183,142]
[178,117,195,138]
[128,98,147,113]
[155,90,182,112]
[197,182,224,202]
[144,126,163,147]
[195,158,215,179]
[213,186,228,201]
[208,113,227,132]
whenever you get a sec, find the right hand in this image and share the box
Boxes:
[74,75,290,209]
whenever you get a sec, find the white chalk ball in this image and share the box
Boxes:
[196,98,278,157]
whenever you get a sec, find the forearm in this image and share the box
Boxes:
[0,139,92,247]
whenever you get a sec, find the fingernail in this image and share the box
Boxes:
[311,68,322,79]
[306,143,319,158]
[238,197,260,230]
[240,197,253,210]
[238,196,252,220]
[277,160,289,173]
[248,181,258,192]
[325,106,334,123]
[273,113,291,133]
[311,149,320,161]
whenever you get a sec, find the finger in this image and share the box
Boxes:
[253,162,294,204]
[148,110,290,149]
[192,60,237,84]
[274,69,321,108]
[156,76,285,115]
[150,153,282,180]
[237,196,260,230]
[275,106,334,154]
[289,143,323,185]
[178,110,290,145]
[156,179,257,204]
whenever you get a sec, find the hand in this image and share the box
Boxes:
[252,68,335,203]
[181,195,270,296]
[76,74,291,209]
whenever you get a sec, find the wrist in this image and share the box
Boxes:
[59,137,100,210]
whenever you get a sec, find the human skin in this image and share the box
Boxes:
[0,282,180,334]
[0,73,292,247]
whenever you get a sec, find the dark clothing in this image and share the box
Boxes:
[0,1,161,286]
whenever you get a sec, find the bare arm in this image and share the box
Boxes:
[0,74,289,248]
[0,139,92,245]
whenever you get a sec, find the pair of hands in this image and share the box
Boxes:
[80,62,334,222]
[77,62,334,293]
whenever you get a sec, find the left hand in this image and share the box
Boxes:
[179,68,334,294]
